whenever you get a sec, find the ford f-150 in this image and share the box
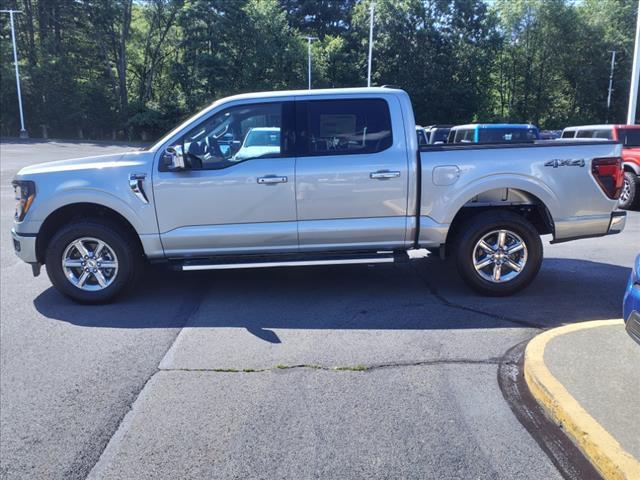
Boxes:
[11,87,627,303]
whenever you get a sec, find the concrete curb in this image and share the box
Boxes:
[524,320,640,480]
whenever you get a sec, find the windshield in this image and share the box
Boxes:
[244,130,280,147]
[618,129,640,147]
[478,128,538,143]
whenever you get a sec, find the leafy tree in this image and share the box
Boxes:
[1,0,637,139]
[281,0,357,37]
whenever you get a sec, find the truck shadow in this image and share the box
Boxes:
[33,257,631,339]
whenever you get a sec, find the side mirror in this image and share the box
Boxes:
[165,146,186,171]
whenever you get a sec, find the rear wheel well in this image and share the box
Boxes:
[36,203,143,263]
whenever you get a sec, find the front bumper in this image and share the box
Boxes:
[11,228,38,264]
[607,211,626,235]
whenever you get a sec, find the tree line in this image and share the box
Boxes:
[0,0,637,141]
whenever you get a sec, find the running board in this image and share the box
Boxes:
[179,253,397,271]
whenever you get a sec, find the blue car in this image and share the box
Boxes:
[623,253,640,344]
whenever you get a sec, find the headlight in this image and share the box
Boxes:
[12,180,36,222]
[634,254,640,284]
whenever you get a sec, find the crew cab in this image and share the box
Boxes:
[561,124,640,209]
[11,88,626,303]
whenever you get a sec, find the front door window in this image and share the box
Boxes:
[162,102,290,171]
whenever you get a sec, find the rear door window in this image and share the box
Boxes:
[297,99,393,156]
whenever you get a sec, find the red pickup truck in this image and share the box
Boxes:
[561,124,640,209]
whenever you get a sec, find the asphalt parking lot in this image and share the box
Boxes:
[1,140,638,479]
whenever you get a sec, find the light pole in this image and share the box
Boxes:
[1,10,28,138]
[606,51,616,123]
[304,36,318,90]
[367,2,375,87]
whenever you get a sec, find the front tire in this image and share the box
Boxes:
[45,219,142,303]
[619,171,639,210]
[452,211,543,296]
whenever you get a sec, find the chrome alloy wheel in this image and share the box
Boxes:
[620,177,631,204]
[61,237,119,291]
[472,229,528,283]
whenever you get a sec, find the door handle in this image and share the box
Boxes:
[257,175,288,184]
[370,170,401,180]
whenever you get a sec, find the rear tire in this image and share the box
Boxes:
[619,171,639,210]
[452,211,543,296]
[45,219,142,304]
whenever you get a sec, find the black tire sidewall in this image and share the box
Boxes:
[619,171,638,210]
[45,221,139,303]
[454,212,543,296]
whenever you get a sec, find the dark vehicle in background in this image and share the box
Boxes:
[539,130,562,140]
[561,125,640,209]
[623,253,640,345]
[447,124,540,144]
[416,126,429,146]
[425,125,453,144]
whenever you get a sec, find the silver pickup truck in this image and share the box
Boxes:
[11,87,626,303]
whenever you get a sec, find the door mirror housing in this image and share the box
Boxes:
[165,145,186,171]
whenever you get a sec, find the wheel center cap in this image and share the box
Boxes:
[87,259,98,269]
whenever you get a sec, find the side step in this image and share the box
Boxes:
[178,251,400,271]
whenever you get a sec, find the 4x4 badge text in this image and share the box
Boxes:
[544,159,585,168]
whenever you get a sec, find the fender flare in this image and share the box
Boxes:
[439,174,561,226]
[34,189,148,235]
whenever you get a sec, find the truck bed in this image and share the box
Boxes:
[415,140,622,247]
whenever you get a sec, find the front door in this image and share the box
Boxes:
[294,96,409,251]
[153,101,297,257]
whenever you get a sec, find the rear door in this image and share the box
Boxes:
[294,95,409,251]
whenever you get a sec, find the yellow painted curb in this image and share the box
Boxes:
[524,319,640,480]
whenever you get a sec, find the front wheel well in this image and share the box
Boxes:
[623,164,639,175]
[36,203,143,263]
